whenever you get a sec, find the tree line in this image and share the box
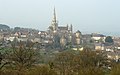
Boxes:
[0,42,119,75]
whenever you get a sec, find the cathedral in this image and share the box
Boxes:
[41,8,83,50]
[48,8,73,48]
[48,8,73,34]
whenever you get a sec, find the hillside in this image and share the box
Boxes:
[0,24,10,31]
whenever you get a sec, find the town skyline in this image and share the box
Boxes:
[0,0,120,36]
[1,1,120,74]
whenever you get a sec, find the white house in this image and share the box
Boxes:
[91,33,106,42]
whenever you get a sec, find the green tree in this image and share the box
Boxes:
[105,36,113,43]
[0,47,12,70]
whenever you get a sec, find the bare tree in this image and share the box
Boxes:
[10,41,38,71]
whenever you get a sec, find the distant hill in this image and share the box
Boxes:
[0,24,10,31]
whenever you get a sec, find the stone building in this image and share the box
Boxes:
[75,30,82,45]
[48,8,73,48]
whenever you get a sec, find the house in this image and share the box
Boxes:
[95,43,104,50]
[104,43,114,52]
[6,36,16,41]
[17,37,28,42]
[75,30,82,45]
[91,33,106,43]
[107,51,120,62]
[82,34,92,44]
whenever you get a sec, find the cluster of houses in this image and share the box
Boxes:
[0,8,120,62]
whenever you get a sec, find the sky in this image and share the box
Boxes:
[0,0,120,35]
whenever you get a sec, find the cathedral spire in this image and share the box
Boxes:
[53,7,56,22]
[51,7,58,33]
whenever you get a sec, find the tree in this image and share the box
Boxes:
[0,46,12,70]
[27,65,58,75]
[0,24,10,31]
[9,41,39,71]
[53,34,60,49]
[14,27,20,32]
[53,48,106,75]
[105,36,113,43]
[53,51,75,75]
[110,63,120,75]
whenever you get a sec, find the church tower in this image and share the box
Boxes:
[70,24,73,33]
[51,7,58,33]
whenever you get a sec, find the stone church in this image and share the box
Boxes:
[47,8,73,48]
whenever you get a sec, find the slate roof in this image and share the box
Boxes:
[92,34,105,37]
[58,26,68,30]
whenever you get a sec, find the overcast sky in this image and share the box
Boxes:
[0,0,120,34]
